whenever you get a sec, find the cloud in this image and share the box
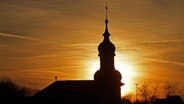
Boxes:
[142,39,184,44]
[0,0,183,90]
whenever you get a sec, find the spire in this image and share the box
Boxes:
[98,3,116,70]
[103,3,110,37]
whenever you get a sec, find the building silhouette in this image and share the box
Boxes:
[152,95,182,104]
[34,6,124,104]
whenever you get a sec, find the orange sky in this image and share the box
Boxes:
[0,0,184,96]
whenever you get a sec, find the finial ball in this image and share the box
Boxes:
[105,19,108,23]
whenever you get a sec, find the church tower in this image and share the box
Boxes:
[94,5,123,104]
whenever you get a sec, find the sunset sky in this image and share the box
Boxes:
[0,0,184,96]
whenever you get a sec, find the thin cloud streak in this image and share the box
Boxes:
[65,43,98,47]
[142,39,184,44]
[146,58,184,67]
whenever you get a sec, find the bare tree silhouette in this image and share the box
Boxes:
[163,81,184,97]
[138,82,159,103]
[0,77,32,97]
[138,82,151,103]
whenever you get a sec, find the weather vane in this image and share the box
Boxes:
[55,76,57,81]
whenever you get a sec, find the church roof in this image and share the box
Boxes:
[34,80,96,97]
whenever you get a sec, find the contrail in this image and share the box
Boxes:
[0,32,38,41]
[0,32,98,48]
[0,32,59,45]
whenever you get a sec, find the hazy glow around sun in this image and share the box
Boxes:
[86,53,138,96]
[115,54,137,96]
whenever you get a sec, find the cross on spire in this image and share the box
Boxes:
[106,2,108,20]
[103,2,110,37]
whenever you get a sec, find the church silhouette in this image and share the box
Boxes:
[34,6,124,104]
